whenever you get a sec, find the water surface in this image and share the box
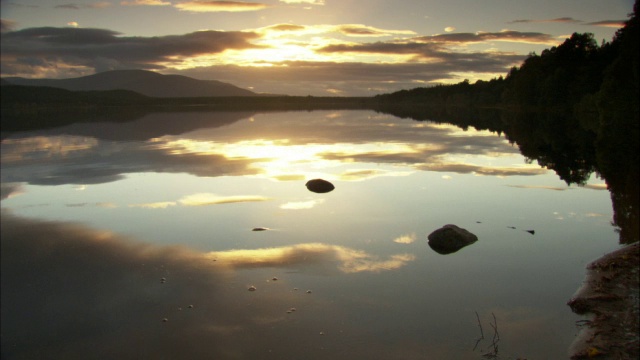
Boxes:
[1,110,621,359]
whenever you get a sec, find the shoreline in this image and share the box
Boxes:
[567,242,640,359]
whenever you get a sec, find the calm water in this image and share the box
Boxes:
[1,110,621,359]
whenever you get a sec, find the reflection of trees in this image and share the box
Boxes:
[376,103,637,243]
[499,110,597,185]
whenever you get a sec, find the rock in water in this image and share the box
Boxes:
[305,179,335,193]
[427,224,478,255]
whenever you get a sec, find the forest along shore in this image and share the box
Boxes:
[567,242,639,359]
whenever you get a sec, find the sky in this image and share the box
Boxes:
[0,0,634,96]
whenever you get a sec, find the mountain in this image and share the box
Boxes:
[1,70,256,97]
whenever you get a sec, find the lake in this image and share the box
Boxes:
[0,109,624,359]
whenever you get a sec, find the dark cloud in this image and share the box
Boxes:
[174,1,270,12]
[54,2,111,9]
[175,52,524,96]
[0,26,263,76]
[507,17,625,29]
[55,3,82,9]
[263,23,307,32]
[508,17,581,24]
[334,24,415,37]
[0,112,264,186]
[416,31,558,45]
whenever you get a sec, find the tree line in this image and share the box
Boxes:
[375,1,638,117]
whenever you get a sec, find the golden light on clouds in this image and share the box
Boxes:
[175,1,269,12]
[179,193,271,206]
[207,243,415,273]
[393,233,416,244]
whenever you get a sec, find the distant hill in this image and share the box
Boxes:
[1,70,256,97]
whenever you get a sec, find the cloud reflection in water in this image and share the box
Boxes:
[208,243,415,274]
[0,111,542,188]
[1,210,415,359]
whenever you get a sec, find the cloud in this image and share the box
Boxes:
[412,30,558,45]
[0,26,263,76]
[121,0,171,5]
[271,174,306,181]
[1,129,263,186]
[0,24,542,94]
[508,17,625,29]
[208,243,415,273]
[393,233,416,244]
[279,0,324,4]
[338,169,412,181]
[261,23,307,32]
[55,2,112,9]
[418,163,548,176]
[334,24,416,37]
[129,201,178,208]
[120,0,171,6]
[444,26,456,32]
[2,113,530,187]
[67,21,79,27]
[279,199,324,209]
[178,193,271,206]
[584,20,626,28]
[174,1,269,12]
[175,57,524,96]
[506,184,570,191]
[508,17,581,24]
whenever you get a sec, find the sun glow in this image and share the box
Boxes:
[156,137,425,182]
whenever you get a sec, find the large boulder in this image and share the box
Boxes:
[305,179,335,193]
[427,224,478,254]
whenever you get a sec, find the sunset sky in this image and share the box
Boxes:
[0,0,634,96]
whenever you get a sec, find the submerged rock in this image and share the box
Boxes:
[305,179,335,193]
[427,224,478,255]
